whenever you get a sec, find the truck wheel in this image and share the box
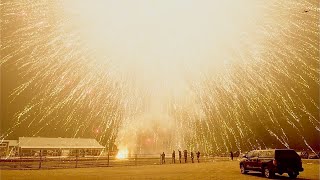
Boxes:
[262,166,274,179]
[288,171,298,179]
[240,164,247,174]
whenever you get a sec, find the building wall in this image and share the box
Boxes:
[0,142,18,158]
[20,148,103,157]
[0,142,8,157]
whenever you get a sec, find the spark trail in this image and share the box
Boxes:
[168,0,319,153]
[1,0,131,147]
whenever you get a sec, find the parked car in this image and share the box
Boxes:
[297,151,308,159]
[240,149,303,179]
[308,152,320,159]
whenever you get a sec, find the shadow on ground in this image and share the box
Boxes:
[245,171,309,179]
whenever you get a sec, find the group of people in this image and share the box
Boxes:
[161,150,201,164]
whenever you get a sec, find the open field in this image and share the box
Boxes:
[1,160,319,180]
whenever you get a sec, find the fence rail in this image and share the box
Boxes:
[0,154,232,170]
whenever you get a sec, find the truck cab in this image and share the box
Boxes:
[240,149,303,179]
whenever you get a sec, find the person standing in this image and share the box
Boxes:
[196,151,200,163]
[172,150,175,164]
[191,151,194,163]
[178,150,182,163]
[162,152,166,164]
[230,151,234,161]
[184,150,188,163]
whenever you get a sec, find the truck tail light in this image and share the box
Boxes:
[273,159,277,166]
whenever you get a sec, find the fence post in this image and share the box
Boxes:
[135,154,137,166]
[58,154,61,168]
[19,149,22,169]
[39,150,42,169]
[107,151,110,167]
[75,150,78,168]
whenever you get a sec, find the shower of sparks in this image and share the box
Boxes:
[116,148,129,160]
[1,0,319,155]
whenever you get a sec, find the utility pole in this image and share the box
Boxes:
[75,150,79,168]
[39,149,42,169]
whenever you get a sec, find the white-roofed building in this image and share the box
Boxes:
[18,137,105,157]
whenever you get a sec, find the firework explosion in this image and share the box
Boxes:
[1,0,319,155]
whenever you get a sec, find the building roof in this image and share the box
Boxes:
[19,137,105,149]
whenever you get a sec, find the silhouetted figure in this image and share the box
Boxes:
[302,150,309,159]
[184,150,188,163]
[196,151,200,163]
[172,150,175,164]
[161,152,166,164]
[191,152,194,163]
[230,151,234,161]
[178,150,182,163]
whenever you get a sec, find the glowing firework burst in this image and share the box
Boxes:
[1,0,128,147]
[116,148,129,160]
[1,0,319,154]
[168,0,319,153]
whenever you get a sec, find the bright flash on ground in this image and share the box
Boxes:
[116,148,129,160]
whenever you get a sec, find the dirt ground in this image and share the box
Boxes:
[1,160,319,180]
